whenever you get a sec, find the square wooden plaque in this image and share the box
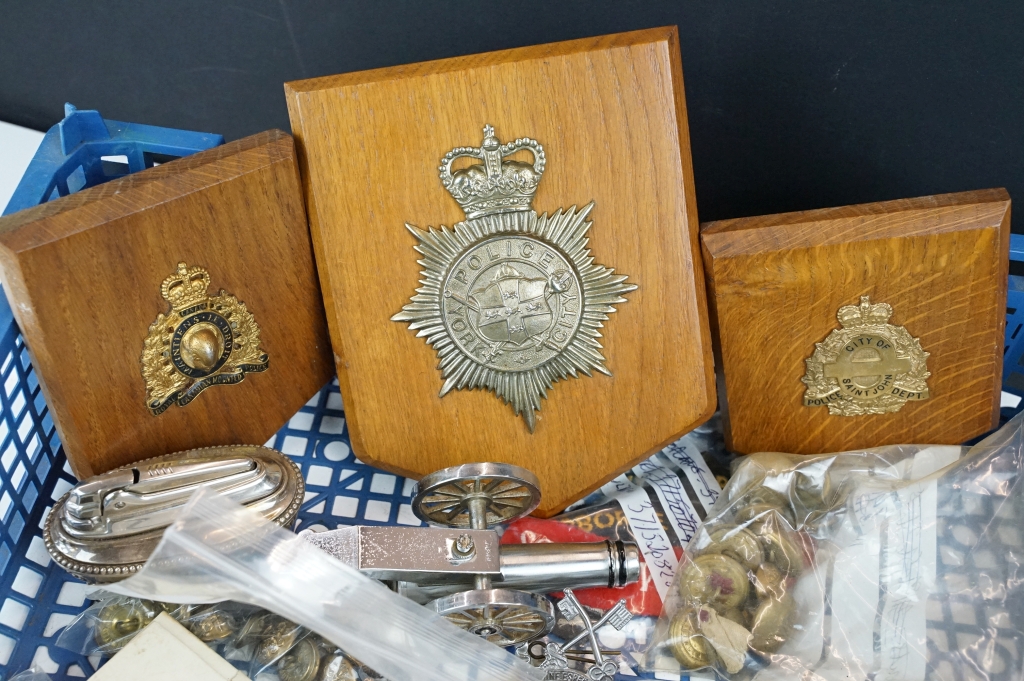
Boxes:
[286,27,715,516]
[0,130,335,478]
[701,189,1010,454]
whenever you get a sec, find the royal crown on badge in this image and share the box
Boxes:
[802,296,930,416]
[392,125,637,432]
[141,262,269,415]
[441,124,545,218]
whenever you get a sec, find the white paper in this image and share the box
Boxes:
[633,458,702,546]
[601,476,679,601]
[657,440,721,513]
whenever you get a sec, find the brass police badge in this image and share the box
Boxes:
[802,296,930,416]
[141,263,269,415]
[392,125,637,432]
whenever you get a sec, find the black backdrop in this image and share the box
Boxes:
[1,0,1021,224]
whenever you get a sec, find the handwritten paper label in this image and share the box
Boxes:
[658,439,721,513]
[822,447,943,681]
[601,476,679,601]
[633,458,701,546]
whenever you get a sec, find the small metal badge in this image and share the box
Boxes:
[392,125,637,431]
[141,262,268,414]
[802,296,930,416]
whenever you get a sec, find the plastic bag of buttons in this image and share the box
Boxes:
[644,412,1024,681]
[56,593,374,680]
[55,594,257,656]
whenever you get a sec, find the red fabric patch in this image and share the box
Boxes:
[709,572,735,595]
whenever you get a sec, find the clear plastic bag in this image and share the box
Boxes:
[102,488,542,681]
[644,412,1024,681]
[56,595,257,657]
[7,667,52,681]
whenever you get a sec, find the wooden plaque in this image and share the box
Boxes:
[0,130,334,478]
[701,189,1010,454]
[286,27,714,516]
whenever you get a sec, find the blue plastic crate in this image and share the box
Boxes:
[1,110,1020,677]
[0,324,433,677]
[1002,235,1024,420]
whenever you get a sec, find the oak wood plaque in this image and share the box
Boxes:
[0,130,334,478]
[701,189,1010,454]
[285,27,715,516]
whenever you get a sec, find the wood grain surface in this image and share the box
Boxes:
[701,189,1010,454]
[285,27,714,516]
[0,130,335,478]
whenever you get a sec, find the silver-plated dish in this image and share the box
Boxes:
[44,445,303,582]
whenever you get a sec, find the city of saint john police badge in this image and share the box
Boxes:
[392,125,637,432]
[802,296,930,416]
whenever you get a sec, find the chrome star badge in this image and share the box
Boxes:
[392,125,637,432]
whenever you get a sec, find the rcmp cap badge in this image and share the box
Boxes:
[392,125,637,432]
[141,263,269,415]
[802,296,930,416]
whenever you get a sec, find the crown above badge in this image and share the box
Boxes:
[837,296,893,328]
[439,125,546,220]
[160,262,211,311]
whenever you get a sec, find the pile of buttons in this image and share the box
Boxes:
[666,454,850,674]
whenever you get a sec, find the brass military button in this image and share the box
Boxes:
[680,554,750,608]
[749,595,795,654]
[237,612,273,644]
[190,608,237,642]
[741,486,789,508]
[753,563,787,600]
[708,525,764,570]
[748,452,794,477]
[736,502,796,531]
[667,609,714,669]
[319,652,358,681]
[791,469,825,507]
[255,618,303,666]
[277,638,322,681]
[761,528,804,575]
[94,600,162,650]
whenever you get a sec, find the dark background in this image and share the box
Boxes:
[1,1,1021,224]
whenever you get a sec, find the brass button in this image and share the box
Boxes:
[237,612,273,643]
[680,554,750,608]
[277,638,321,681]
[94,600,162,650]
[667,609,714,669]
[761,527,804,575]
[190,608,237,642]
[748,452,794,477]
[708,525,764,570]
[749,595,795,654]
[319,652,358,681]
[736,502,796,531]
[255,618,304,666]
[753,563,787,600]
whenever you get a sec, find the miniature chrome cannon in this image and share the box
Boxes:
[302,462,641,646]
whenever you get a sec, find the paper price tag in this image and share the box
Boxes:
[633,458,702,546]
[601,476,678,601]
[658,441,721,513]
